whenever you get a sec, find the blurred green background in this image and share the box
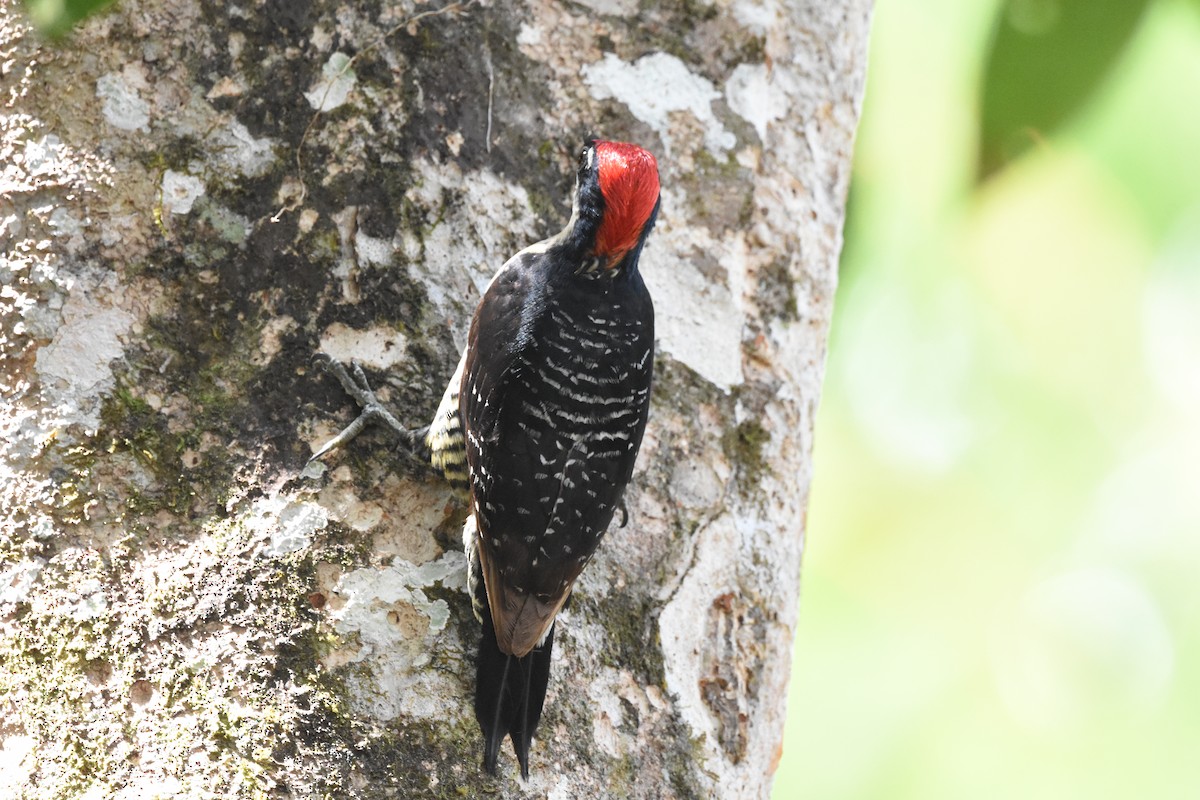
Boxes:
[775,0,1200,798]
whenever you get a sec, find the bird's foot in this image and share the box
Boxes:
[309,355,427,464]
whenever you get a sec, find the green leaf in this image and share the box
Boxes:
[23,0,120,37]
[978,0,1151,180]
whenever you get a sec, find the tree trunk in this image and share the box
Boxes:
[0,0,870,796]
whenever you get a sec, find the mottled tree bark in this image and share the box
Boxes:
[0,0,870,797]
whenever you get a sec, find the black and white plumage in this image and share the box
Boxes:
[312,139,661,778]
[425,139,660,776]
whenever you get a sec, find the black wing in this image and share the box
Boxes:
[462,259,654,657]
[460,255,546,448]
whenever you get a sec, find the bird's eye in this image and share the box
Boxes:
[578,146,593,173]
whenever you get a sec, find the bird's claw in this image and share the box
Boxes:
[309,355,413,463]
[314,356,381,408]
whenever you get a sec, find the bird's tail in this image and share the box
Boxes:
[475,606,555,778]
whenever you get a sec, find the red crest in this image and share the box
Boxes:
[593,141,660,260]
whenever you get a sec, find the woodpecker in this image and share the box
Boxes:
[312,139,660,777]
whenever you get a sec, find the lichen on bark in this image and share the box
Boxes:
[0,0,871,797]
